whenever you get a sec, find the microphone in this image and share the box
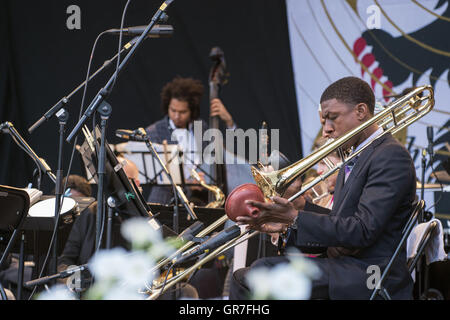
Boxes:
[105,24,173,38]
[115,128,147,141]
[173,225,241,265]
[24,264,88,288]
[427,126,434,158]
[177,221,205,242]
[0,122,10,133]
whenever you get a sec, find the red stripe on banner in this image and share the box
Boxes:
[361,53,375,76]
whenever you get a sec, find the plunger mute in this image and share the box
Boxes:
[225,183,266,222]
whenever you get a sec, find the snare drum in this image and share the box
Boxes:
[28,197,78,224]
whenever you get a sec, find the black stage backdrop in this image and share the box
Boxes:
[0,0,301,194]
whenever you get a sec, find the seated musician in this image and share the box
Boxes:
[230,76,416,300]
[60,174,93,198]
[145,76,236,205]
[58,157,140,272]
[57,157,199,299]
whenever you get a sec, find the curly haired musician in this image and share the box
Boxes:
[144,76,235,205]
[231,76,416,300]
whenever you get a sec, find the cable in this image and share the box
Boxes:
[110,0,132,92]
[28,30,108,300]
[29,0,133,298]
[156,263,176,300]
[95,198,106,253]
[425,156,444,213]
[91,0,132,254]
[8,133,42,190]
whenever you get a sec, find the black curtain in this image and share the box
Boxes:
[0,0,301,194]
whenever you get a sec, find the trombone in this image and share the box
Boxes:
[144,85,434,299]
[253,85,434,201]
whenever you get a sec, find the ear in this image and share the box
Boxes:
[354,103,369,120]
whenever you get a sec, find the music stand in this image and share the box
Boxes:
[115,141,208,188]
[77,127,163,248]
[0,185,31,300]
[115,141,185,186]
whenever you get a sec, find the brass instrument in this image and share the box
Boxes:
[190,169,225,208]
[144,85,434,299]
[253,85,434,201]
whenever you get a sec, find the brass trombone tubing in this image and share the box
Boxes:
[144,85,434,299]
[146,229,260,299]
[151,214,229,273]
[288,86,434,202]
[276,86,433,194]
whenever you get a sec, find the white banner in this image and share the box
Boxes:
[287,0,450,212]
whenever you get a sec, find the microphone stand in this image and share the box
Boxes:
[65,0,175,251]
[106,196,118,250]
[1,122,56,184]
[140,132,198,234]
[420,148,426,224]
[24,264,88,289]
[28,37,141,134]
[50,108,69,282]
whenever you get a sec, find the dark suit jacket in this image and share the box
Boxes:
[58,203,128,272]
[291,133,416,299]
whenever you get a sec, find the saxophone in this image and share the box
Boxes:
[190,169,225,208]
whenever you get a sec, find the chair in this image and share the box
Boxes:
[370,200,425,300]
[0,185,30,300]
[407,219,440,299]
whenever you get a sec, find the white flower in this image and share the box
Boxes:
[89,248,155,289]
[120,251,155,289]
[38,285,77,300]
[121,217,163,246]
[148,241,176,260]
[286,248,321,280]
[269,263,312,300]
[246,267,272,299]
[246,249,320,300]
[88,247,130,283]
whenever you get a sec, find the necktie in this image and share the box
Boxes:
[344,156,358,182]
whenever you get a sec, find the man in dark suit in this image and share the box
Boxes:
[230,76,416,300]
[145,76,235,205]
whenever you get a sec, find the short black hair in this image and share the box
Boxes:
[320,77,375,114]
[160,76,204,120]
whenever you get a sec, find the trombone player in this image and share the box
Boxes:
[231,77,417,300]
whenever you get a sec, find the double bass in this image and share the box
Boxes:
[208,47,229,203]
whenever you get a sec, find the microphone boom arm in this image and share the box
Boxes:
[66,0,175,143]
